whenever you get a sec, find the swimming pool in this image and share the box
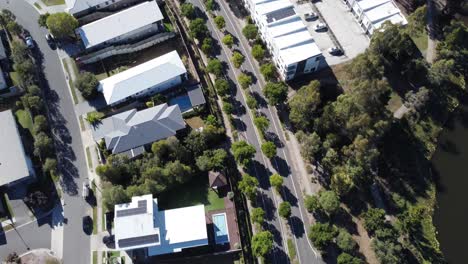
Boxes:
[212,213,229,245]
[169,94,192,113]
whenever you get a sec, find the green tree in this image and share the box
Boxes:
[33,115,48,135]
[251,231,274,258]
[238,174,258,200]
[0,9,15,26]
[263,82,287,105]
[289,81,321,130]
[261,141,276,159]
[75,72,99,99]
[180,3,195,19]
[215,78,230,97]
[246,94,258,109]
[252,44,265,61]
[25,95,43,113]
[407,5,427,36]
[223,101,234,114]
[251,207,265,226]
[231,141,256,166]
[196,149,227,171]
[222,34,234,48]
[372,238,402,264]
[7,21,22,36]
[43,158,57,175]
[337,253,363,264]
[260,63,276,81]
[85,111,104,126]
[304,195,320,213]
[362,208,386,235]
[242,24,258,40]
[319,190,340,216]
[189,18,208,40]
[201,37,213,55]
[296,131,321,162]
[238,73,252,89]
[38,13,50,28]
[336,229,357,253]
[308,223,338,251]
[102,185,130,211]
[27,84,41,96]
[46,12,78,38]
[206,58,223,77]
[269,173,283,193]
[205,0,215,11]
[231,51,245,68]
[279,201,291,219]
[253,115,269,135]
[214,15,225,30]
[33,132,53,158]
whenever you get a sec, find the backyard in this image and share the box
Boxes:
[158,174,225,212]
[15,109,33,133]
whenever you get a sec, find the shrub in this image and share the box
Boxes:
[75,72,98,99]
[279,201,291,219]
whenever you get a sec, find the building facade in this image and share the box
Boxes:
[65,0,145,18]
[243,0,324,81]
[342,0,407,35]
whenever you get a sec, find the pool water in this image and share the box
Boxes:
[169,94,192,112]
[212,213,229,244]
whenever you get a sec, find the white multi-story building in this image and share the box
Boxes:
[343,0,407,35]
[243,0,323,81]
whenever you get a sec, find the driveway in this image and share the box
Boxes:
[291,0,369,65]
[0,1,92,263]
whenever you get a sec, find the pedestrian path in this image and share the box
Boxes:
[26,0,67,14]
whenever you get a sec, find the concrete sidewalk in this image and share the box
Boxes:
[25,0,67,14]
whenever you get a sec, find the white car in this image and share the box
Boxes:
[304,12,318,21]
[314,23,327,31]
[82,182,89,198]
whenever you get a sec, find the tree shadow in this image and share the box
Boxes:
[280,186,298,207]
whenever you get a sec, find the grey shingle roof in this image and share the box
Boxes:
[91,103,185,154]
[0,110,31,186]
[186,85,206,107]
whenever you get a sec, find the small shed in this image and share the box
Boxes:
[208,171,227,190]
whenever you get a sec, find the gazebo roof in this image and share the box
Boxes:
[208,171,227,188]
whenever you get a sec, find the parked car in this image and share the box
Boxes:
[304,12,318,21]
[45,33,56,49]
[82,215,93,235]
[328,46,342,55]
[82,182,89,198]
[314,22,327,31]
[103,235,115,248]
[25,36,34,49]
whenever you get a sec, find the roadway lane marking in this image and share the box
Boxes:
[217,0,320,258]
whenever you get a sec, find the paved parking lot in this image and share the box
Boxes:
[292,0,369,65]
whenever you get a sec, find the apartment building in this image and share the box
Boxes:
[343,0,408,35]
[65,0,144,17]
[243,0,324,81]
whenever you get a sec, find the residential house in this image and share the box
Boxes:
[76,0,164,51]
[343,0,407,35]
[243,0,324,81]
[65,0,144,18]
[97,50,187,106]
[0,110,34,187]
[114,194,208,256]
[91,103,186,158]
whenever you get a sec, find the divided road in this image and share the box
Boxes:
[0,1,91,263]
[185,0,324,263]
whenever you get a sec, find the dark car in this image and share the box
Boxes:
[103,235,115,248]
[82,215,93,235]
[25,36,35,49]
[45,33,56,49]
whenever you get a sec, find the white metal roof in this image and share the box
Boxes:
[0,110,30,186]
[365,1,407,25]
[267,16,307,38]
[98,50,187,105]
[76,1,163,49]
[66,0,108,14]
[358,0,390,11]
[114,194,208,254]
[256,0,292,16]
[114,194,161,250]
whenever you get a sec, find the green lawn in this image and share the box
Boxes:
[86,147,93,170]
[92,251,97,264]
[92,206,97,234]
[159,176,225,212]
[33,2,42,10]
[62,58,79,104]
[41,0,65,6]
[15,109,33,132]
[412,31,428,53]
[386,92,403,113]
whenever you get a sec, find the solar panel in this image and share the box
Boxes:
[116,199,147,217]
[266,7,296,23]
[118,234,160,248]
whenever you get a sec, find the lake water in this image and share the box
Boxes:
[432,106,468,264]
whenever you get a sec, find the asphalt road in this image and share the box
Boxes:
[186,1,324,263]
[0,1,91,263]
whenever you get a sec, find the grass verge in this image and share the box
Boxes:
[86,147,93,170]
[15,109,33,132]
[92,205,97,234]
[92,251,97,264]
[9,72,20,86]
[33,2,42,9]
[79,115,86,131]
[287,238,297,263]
[61,58,79,104]
[41,0,65,6]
